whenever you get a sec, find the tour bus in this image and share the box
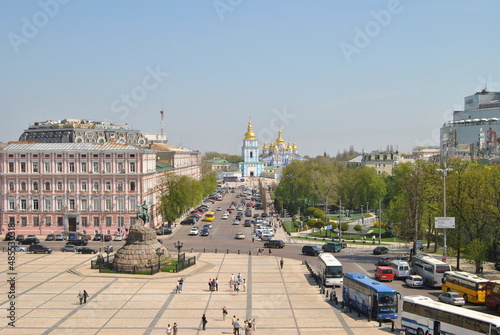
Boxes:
[402,295,500,335]
[410,254,451,288]
[317,253,343,287]
[485,280,500,310]
[441,271,489,304]
[204,211,216,222]
[343,272,400,321]
[388,260,411,279]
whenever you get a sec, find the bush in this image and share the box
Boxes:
[353,224,363,232]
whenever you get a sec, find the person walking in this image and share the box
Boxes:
[176,281,180,293]
[280,258,284,269]
[251,318,256,331]
[83,290,89,303]
[268,248,272,256]
[77,291,83,305]
[173,322,178,335]
[222,306,228,321]
[215,277,219,291]
[243,279,246,292]
[233,318,240,335]
[201,314,207,330]
[178,278,184,292]
[166,323,172,334]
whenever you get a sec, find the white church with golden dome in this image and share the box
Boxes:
[239,122,301,178]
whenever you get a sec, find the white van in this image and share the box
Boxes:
[260,233,272,241]
[389,260,410,279]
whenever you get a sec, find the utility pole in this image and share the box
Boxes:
[378,199,382,245]
[437,168,453,261]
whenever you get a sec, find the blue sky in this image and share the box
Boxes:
[1,1,500,157]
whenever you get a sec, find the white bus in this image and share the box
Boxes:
[317,253,343,287]
[389,260,411,279]
[402,295,500,335]
[410,254,451,288]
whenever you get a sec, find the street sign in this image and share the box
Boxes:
[435,217,455,228]
[326,225,332,230]
[416,240,422,246]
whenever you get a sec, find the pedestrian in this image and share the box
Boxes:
[173,322,178,335]
[83,290,89,303]
[245,320,251,335]
[251,318,256,331]
[77,291,83,305]
[201,314,207,330]
[243,279,246,292]
[215,277,219,291]
[179,278,184,292]
[232,315,236,327]
[208,278,212,291]
[268,248,272,256]
[280,258,284,269]
[233,318,240,335]
[222,306,228,321]
[166,323,172,335]
[176,281,180,293]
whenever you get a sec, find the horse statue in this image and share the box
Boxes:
[136,201,151,225]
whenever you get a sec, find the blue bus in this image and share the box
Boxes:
[343,272,400,321]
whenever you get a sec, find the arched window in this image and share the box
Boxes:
[21,182,27,191]
[105,181,111,191]
[9,182,14,191]
[45,182,51,191]
[130,181,136,191]
[81,181,87,191]
[57,182,63,191]
[93,182,99,191]
[33,181,39,191]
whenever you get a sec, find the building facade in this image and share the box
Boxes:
[0,142,160,236]
[239,122,264,177]
[260,130,301,167]
[360,150,398,175]
[441,90,500,159]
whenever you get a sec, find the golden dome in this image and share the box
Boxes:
[293,142,297,150]
[286,142,292,150]
[263,143,268,150]
[276,130,285,145]
[244,121,256,140]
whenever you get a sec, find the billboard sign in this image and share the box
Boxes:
[435,217,455,228]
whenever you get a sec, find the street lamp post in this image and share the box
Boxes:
[174,241,183,263]
[361,205,364,224]
[437,168,453,261]
[156,247,164,272]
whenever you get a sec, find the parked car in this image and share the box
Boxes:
[156,227,172,235]
[7,245,26,252]
[181,218,196,225]
[113,235,123,241]
[264,240,285,248]
[55,234,64,241]
[4,232,15,241]
[378,256,391,266]
[235,232,245,239]
[27,234,37,239]
[200,229,210,236]
[20,237,40,245]
[222,213,229,220]
[61,245,78,252]
[438,292,465,306]
[93,234,103,241]
[373,246,389,255]
[189,227,199,235]
[28,244,52,254]
[104,235,112,242]
[405,275,424,288]
[302,245,323,256]
[66,239,88,246]
[15,234,25,242]
[216,206,222,211]
[77,247,97,254]
[45,234,55,241]
[232,219,240,225]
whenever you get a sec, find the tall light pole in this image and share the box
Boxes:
[378,199,382,245]
[437,168,453,261]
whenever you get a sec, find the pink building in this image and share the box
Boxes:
[0,142,160,236]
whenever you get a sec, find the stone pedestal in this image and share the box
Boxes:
[113,225,169,273]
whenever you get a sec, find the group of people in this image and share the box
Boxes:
[229,273,246,292]
[232,315,256,335]
[165,322,178,334]
[175,278,184,293]
[208,277,219,291]
[77,290,89,305]
[256,247,271,256]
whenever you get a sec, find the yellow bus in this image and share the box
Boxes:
[204,211,215,222]
[441,271,489,304]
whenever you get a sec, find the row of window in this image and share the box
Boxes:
[8,197,135,212]
[7,160,136,173]
[8,180,137,192]
[8,153,133,158]
[9,216,134,227]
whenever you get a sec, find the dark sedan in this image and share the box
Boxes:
[77,247,97,254]
[373,246,389,255]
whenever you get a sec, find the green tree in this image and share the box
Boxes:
[465,238,488,274]
[341,222,349,232]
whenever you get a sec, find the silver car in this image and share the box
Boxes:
[61,245,78,252]
[405,275,424,288]
[7,245,26,252]
[438,292,465,306]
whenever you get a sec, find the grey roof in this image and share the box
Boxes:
[2,142,156,153]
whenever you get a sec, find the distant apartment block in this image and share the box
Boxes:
[361,151,398,175]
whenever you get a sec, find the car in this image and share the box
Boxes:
[28,244,52,254]
[20,237,40,245]
[77,247,97,254]
[104,235,112,242]
[55,234,64,241]
[261,212,268,217]
[4,232,16,241]
[378,256,391,266]
[113,235,123,241]
[393,254,409,261]
[405,275,424,288]
[373,246,389,255]
[93,234,103,241]
[322,242,343,253]
[200,229,210,236]
[235,232,245,239]
[232,220,240,225]
[15,234,25,242]
[203,223,212,229]
[264,240,285,248]
[244,219,253,227]
[189,227,199,235]
[302,245,323,256]
[61,245,78,252]
[181,218,196,225]
[216,206,222,211]
[374,266,394,281]
[7,245,26,252]
[27,234,37,239]
[438,292,465,306]
[45,234,55,241]
[66,239,88,246]
[222,213,229,220]
[156,227,172,235]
